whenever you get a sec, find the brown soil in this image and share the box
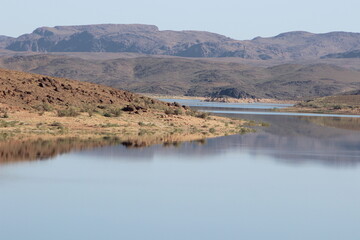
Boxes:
[0,68,255,145]
[0,68,166,110]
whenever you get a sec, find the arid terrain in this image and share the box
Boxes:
[0,68,255,143]
[1,54,359,100]
[284,90,360,115]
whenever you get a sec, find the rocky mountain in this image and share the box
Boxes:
[322,49,360,59]
[3,24,360,60]
[0,35,14,48]
[1,55,359,100]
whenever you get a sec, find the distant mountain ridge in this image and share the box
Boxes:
[0,35,14,48]
[2,24,360,60]
[1,54,359,100]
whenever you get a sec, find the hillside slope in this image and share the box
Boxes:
[0,68,250,142]
[285,90,360,115]
[1,55,359,100]
[0,67,164,110]
[322,49,360,59]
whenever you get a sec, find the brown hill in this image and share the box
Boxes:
[4,24,360,60]
[1,55,359,100]
[0,68,252,143]
[0,67,167,111]
[286,91,360,115]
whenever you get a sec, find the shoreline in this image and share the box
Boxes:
[280,106,360,116]
[0,107,257,144]
[143,94,298,104]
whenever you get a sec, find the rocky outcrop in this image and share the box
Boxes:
[322,49,360,59]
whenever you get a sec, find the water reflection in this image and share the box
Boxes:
[0,137,123,164]
[0,136,208,165]
[0,111,359,167]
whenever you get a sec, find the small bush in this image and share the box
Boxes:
[100,123,120,128]
[165,109,174,115]
[0,120,17,127]
[196,112,210,119]
[2,112,9,118]
[49,122,63,127]
[57,108,80,117]
[174,108,183,115]
[209,128,216,133]
[34,102,53,112]
[103,108,123,117]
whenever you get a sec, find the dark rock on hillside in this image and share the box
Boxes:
[339,89,360,95]
[210,88,256,99]
[322,50,360,59]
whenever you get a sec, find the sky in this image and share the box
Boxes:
[1,0,360,40]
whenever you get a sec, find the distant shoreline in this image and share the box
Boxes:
[143,94,298,104]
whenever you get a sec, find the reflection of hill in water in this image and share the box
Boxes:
[0,136,206,165]
[220,113,360,137]
[1,114,359,167]
[304,116,360,131]
[0,137,124,164]
[83,114,360,167]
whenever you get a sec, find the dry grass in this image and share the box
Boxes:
[284,95,360,115]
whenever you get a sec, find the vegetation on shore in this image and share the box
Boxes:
[283,94,360,115]
[0,68,258,144]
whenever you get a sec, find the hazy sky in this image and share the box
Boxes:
[2,0,360,39]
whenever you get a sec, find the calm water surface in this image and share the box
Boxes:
[1,101,360,240]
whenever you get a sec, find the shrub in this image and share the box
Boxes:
[34,102,53,112]
[173,102,181,107]
[196,112,210,119]
[103,107,123,117]
[174,108,183,115]
[57,108,80,117]
[209,128,216,133]
[165,109,174,115]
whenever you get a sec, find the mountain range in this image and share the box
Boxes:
[2,24,360,60]
[0,24,360,99]
[1,54,359,99]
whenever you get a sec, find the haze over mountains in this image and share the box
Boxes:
[0,24,360,99]
[2,24,360,60]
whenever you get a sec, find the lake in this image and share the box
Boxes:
[0,101,359,240]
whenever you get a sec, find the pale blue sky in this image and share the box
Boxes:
[2,0,360,40]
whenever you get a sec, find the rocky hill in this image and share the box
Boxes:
[0,68,250,143]
[0,67,167,110]
[4,24,360,60]
[0,35,14,48]
[322,49,360,59]
[289,91,360,115]
[1,55,359,100]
